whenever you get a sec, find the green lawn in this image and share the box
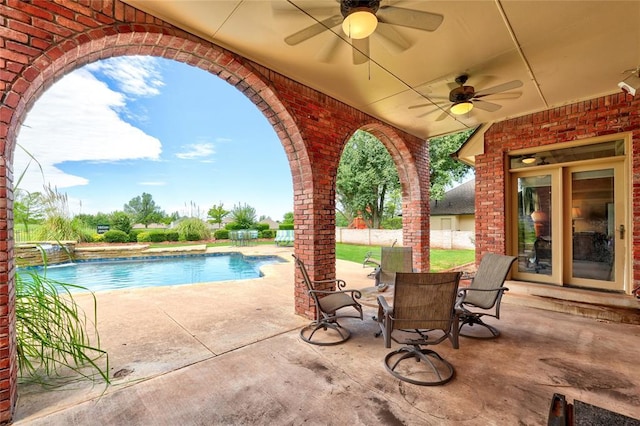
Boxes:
[336,243,474,271]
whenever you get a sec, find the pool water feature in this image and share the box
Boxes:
[20,253,283,293]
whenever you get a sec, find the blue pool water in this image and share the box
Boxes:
[21,253,282,293]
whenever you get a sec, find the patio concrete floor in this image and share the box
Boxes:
[14,245,640,425]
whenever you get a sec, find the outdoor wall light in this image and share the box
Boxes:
[522,155,537,165]
[342,9,378,39]
[450,101,473,115]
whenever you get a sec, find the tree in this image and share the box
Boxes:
[282,212,294,224]
[162,211,180,226]
[14,190,44,230]
[110,211,132,234]
[429,129,474,201]
[230,203,256,229]
[336,130,400,229]
[207,202,229,229]
[123,193,163,228]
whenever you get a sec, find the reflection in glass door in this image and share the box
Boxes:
[516,174,552,278]
[568,165,621,289]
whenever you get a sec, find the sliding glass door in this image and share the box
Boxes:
[510,140,627,292]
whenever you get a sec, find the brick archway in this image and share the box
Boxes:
[0,1,429,421]
[360,123,431,269]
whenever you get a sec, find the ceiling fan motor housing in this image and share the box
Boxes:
[341,0,381,17]
[450,86,475,102]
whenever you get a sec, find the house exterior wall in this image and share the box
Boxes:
[0,1,429,420]
[476,94,640,297]
[430,214,475,232]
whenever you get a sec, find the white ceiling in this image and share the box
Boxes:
[123,0,640,139]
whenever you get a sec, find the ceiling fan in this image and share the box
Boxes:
[409,74,524,121]
[283,0,444,65]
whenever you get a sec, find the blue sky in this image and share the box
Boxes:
[16,56,293,222]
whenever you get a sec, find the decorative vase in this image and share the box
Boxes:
[531,210,548,237]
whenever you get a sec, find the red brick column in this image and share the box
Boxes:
[0,1,429,421]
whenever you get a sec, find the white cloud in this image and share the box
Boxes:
[175,143,215,160]
[85,56,164,97]
[15,62,163,193]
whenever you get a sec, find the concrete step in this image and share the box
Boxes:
[503,281,640,324]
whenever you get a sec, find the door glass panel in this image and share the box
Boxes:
[516,175,552,275]
[571,169,614,281]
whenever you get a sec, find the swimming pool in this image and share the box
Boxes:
[20,253,283,293]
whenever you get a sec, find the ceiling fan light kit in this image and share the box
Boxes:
[284,0,443,65]
[342,9,378,39]
[450,101,473,115]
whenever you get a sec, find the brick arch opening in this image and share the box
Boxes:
[357,123,431,271]
[1,23,313,423]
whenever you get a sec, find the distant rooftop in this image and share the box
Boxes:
[430,179,475,216]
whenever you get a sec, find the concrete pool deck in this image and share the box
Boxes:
[13,245,640,425]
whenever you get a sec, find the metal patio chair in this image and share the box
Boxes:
[293,254,363,345]
[376,271,462,386]
[374,246,413,291]
[455,253,517,338]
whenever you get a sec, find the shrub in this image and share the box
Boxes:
[279,223,294,230]
[183,232,200,241]
[260,229,274,239]
[129,229,144,242]
[34,215,94,242]
[16,269,109,384]
[224,221,243,230]
[110,211,132,234]
[214,229,229,240]
[165,231,179,242]
[381,217,403,229]
[92,233,104,243]
[175,218,211,241]
[255,223,269,232]
[103,229,129,243]
[148,231,166,243]
[137,232,151,242]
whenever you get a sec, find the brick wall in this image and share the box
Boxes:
[476,94,640,296]
[0,1,429,421]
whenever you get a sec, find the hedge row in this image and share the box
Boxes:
[95,228,277,243]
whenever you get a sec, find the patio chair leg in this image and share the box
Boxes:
[459,315,501,338]
[384,345,455,386]
[300,320,351,346]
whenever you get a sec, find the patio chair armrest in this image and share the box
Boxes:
[456,287,510,312]
[309,289,362,300]
[311,278,348,289]
[458,286,509,296]
[376,295,392,314]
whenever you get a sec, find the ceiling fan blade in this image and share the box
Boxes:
[284,15,343,46]
[377,6,444,32]
[375,23,411,54]
[352,37,369,65]
[473,99,502,112]
[435,110,450,121]
[474,80,523,97]
[408,102,434,110]
[475,91,523,100]
[317,35,343,63]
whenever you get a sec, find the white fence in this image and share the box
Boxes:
[335,228,475,250]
